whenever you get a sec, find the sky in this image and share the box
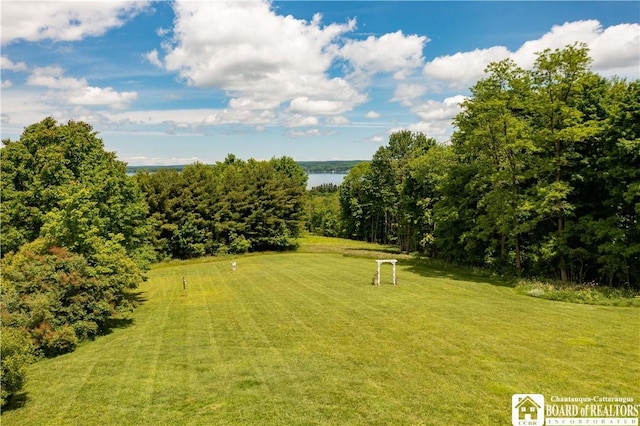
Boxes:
[1,1,639,165]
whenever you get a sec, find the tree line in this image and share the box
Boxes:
[133,154,307,260]
[337,44,638,288]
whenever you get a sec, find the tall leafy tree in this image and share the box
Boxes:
[573,78,640,286]
[529,43,600,281]
[1,117,152,268]
[408,144,455,258]
[453,59,537,273]
[339,162,371,241]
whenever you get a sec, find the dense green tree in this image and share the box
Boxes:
[391,131,437,252]
[306,190,342,237]
[453,59,538,273]
[408,144,455,257]
[136,155,307,258]
[134,169,184,259]
[597,80,640,286]
[1,117,152,268]
[339,162,372,241]
[528,44,601,281]
[568,78,640,286]
[339,131,436,247]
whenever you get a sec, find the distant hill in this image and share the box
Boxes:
[296,160,368,173]
[127,160,368,175]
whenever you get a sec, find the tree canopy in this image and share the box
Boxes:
[134,155,307,259]
[341,45,639,288]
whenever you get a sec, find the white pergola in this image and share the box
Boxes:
[375,259,398,286]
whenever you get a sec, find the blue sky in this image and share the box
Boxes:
[1,1,639,165]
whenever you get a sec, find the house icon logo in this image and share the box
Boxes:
[512,394,544,426]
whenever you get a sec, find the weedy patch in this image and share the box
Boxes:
[516,280,640,307]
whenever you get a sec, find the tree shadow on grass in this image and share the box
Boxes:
[101,290,146,335]
[401,257,517,288]
[126,290,148,305]
[103,317,135,334]
[347,246,402,255]
[2,392,29,412]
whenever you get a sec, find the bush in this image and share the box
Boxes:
[73,321,99,341]
[1,239,143,357]
[38,324,78,357]
[0,327,35,407]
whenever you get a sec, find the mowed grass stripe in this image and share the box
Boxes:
[2,252,638,425]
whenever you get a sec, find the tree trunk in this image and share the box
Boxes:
[558,215,568,282]
[513,216,522,274]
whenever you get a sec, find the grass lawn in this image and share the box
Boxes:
[2,237,639,425]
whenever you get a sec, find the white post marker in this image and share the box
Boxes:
[375,259,398,285]
[231,261,237,271]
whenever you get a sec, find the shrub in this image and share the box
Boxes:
[38,324,78,357]
[73,321,99,341]
[0,327,35,407]
[1,239,143,357]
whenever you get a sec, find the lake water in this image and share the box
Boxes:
[307,173,347,189]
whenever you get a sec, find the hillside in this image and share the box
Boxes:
[2,238,637,425]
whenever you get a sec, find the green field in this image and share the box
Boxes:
[2,238,638,425]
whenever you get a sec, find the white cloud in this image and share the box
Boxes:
[2,80,13,89]
[288,128,335,138]
[1,55,27,71]
[391,83,427,106]
[26,66,137,109]
[145,49,163,68]
[365,111,380,119]
[204,109,276,127]
[1,1,150,45]
[588,23,640,76]
[513,20,639,78]
[159,1,359,113]
[423,20,640,90]
[423,46,510,90]
[326,116,350,126]
[104,108,217,127]
[27,66,87,90]
[284,114,319,128]
[392,95,466,141]
[412,95,465,122]
[339,30,427,79]
[68,87,137,110]
[510,20,602,69]
[156,27,170,37]
[151,0,445,127]
[289,96,353,116]
[229,97,282,111]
